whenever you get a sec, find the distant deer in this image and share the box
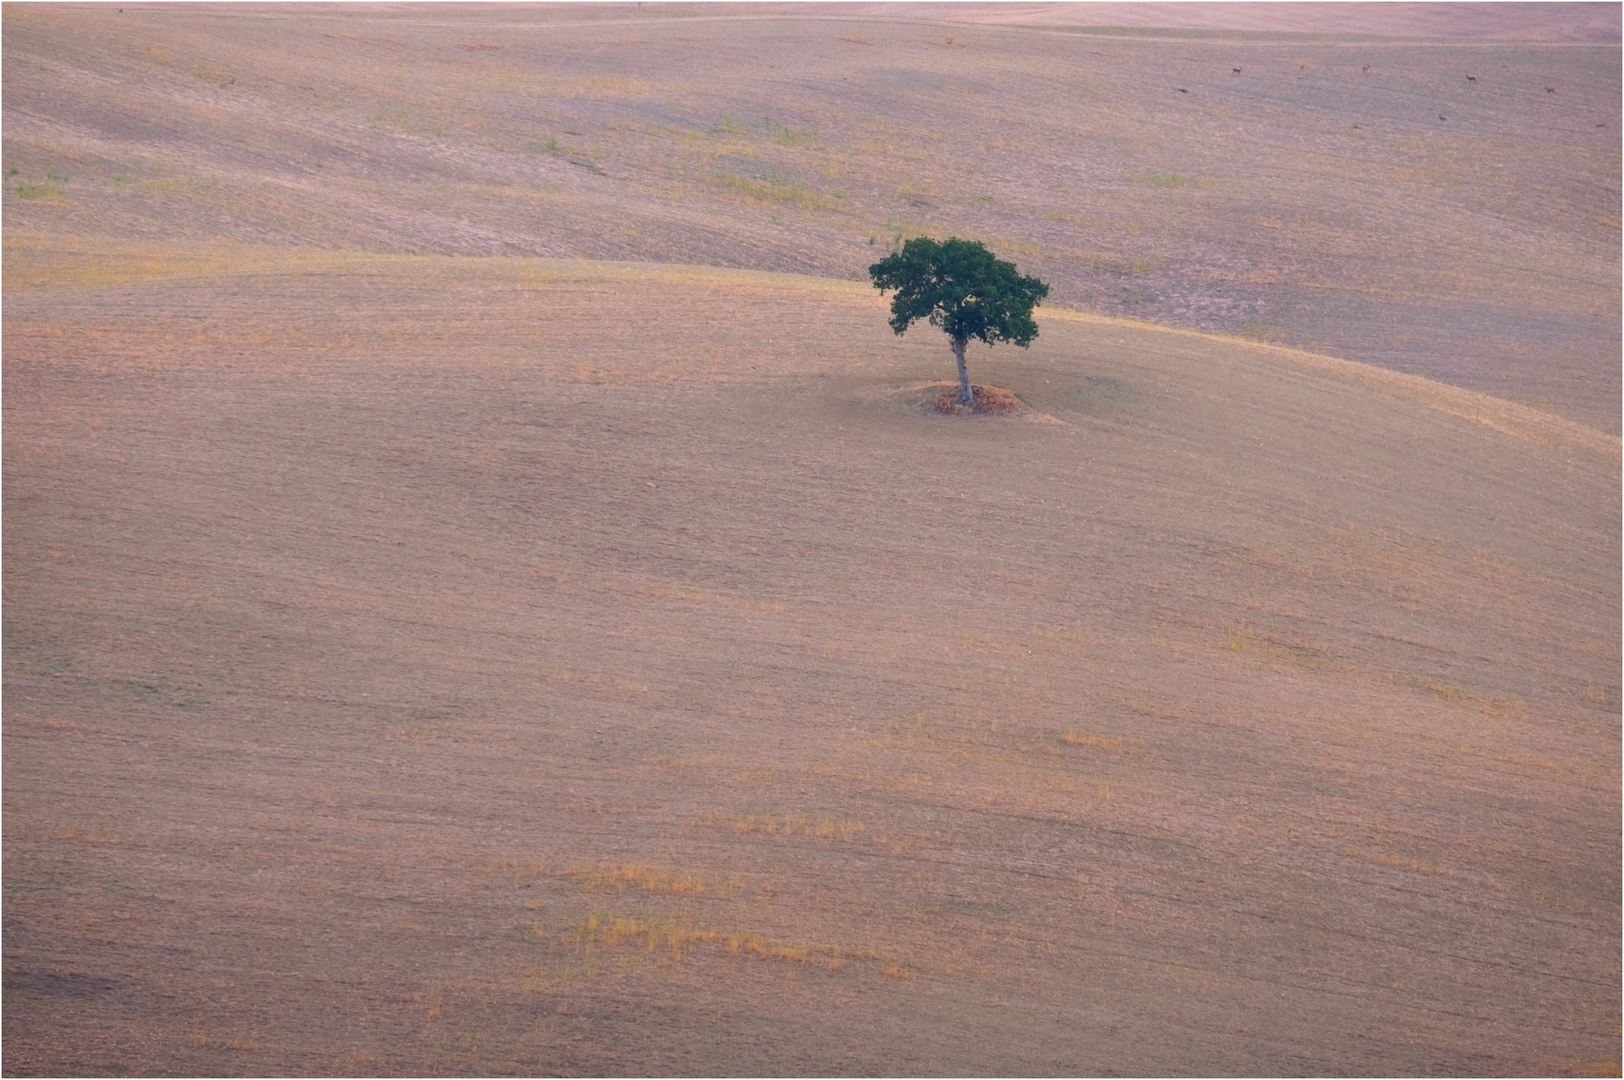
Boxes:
[1362,66,1370,73]
[1232,67,1241,74]
[1547,86,1556,93]
[1467,75,1477,82]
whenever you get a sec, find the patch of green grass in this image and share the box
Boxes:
[767,119,818,146]
[114,676,207,708]
[192,64,235,87]
[1078,250,1157,274]
[368,107,443,137]
[883,219,944,252]
[542,136,603,173]
[1131,171,1210,188]
[1232,318,1289,343]
[16,183,62,199]
[714,170,838,209]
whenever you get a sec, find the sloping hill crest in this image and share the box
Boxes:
[5,240,1618,1074]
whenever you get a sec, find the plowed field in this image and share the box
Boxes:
[4,247,1618,1074]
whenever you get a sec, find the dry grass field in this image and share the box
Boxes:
[5,245,1618,1075]
[3,4,1620,1077]
[3,3,1619,428]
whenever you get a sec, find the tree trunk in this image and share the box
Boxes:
[952,336,973,406]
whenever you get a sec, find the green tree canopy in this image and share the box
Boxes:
[869,237,1050,405]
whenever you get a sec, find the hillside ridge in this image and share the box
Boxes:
[9,233,1617,460]
[6,4,1618,429]
[4,230,1618,1075]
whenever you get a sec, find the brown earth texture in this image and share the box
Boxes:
[4,4,1621,1077]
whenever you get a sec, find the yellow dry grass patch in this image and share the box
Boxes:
[1,236,876,299]
[1339,846,1501,891]
[1058,731,1124,752]
[700,812,867,841]
[1412,675,1529,717]
[563,914,885,972]
[563,862,742,896]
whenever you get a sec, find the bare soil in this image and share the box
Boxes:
[3,246,1619,1075]
[886,382,1035,418]
[937,385,1023,417]
[918,3,1623,42]
[2,4,1619,429]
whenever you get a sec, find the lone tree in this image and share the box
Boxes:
[869,237,1050,407]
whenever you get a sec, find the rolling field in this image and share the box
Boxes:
[3,3,1621,1077]
[3,3,1619,428]
[4,244,1619,1075]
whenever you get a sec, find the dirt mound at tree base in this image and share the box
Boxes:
[891,382,1057,420]
[935,384,1023,416]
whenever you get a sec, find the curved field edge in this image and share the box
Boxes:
[1041,307,1622,463]
[8,233,1617,462]
[4,233,1618,1075]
